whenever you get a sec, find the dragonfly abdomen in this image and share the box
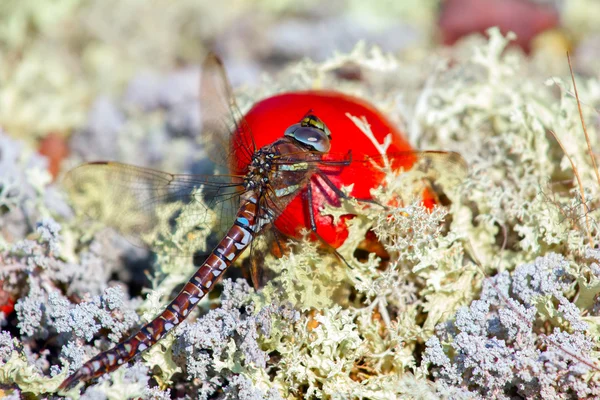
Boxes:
[60,193,262,390]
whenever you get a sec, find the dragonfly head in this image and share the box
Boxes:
[284,113,331,153]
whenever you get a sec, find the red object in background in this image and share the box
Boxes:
[0,282,14,316]
[439,0,559,53]
[0,299,14,316]
[235,91,415,248]
[39,133,70,180]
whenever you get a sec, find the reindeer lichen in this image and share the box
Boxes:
[2,12,600,399]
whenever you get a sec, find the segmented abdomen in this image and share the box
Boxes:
[59,193,261,390]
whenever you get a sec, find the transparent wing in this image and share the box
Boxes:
[270,150,467,180]
[363,150,467,188]
[264,150,467,241]
[315,150,468,190]
[199,54,256,173]
[64,161,245,255]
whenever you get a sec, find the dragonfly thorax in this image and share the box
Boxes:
[244,150,275,190]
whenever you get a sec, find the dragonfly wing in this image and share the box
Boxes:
[242,185,313,289]
[64,161,245,255]
[199,53,255,173]
[317,150,468,190]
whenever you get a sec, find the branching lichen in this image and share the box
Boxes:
[1,11,600,400]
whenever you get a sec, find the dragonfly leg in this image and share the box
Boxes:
[249,255,264,291]
[318,150,353,167]
[304,182,318,234]
[270,226,286,257]
[247,231,276,291]
[304,182,353,269]
[315,170,386,209]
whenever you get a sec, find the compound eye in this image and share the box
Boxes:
[302,115,331,139]
[285,125,330,152]
[284,114,332,153]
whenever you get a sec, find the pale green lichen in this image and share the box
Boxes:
[2,8,600,397]
[0,0,439,143]
[243,27,600,397]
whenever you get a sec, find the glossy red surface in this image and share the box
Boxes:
[234,91,415,247]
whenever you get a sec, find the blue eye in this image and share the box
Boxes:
[284,114,331,153]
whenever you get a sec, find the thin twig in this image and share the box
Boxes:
[567,53,600,192]
[547,129,593,247]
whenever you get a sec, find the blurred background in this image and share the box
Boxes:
[1,0,598,179]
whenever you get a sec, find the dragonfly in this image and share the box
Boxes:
[59,53,466,390]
